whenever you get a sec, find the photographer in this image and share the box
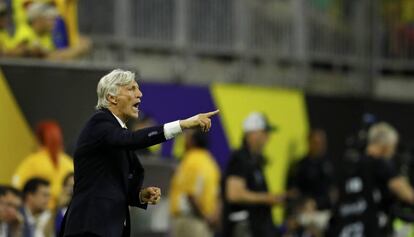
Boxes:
[328,122,414,237]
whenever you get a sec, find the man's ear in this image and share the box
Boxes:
[107,94,117,105]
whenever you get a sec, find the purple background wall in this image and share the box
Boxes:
[139,82,231,169]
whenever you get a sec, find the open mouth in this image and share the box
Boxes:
[133,102,140,111]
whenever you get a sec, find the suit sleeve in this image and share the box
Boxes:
[129,187,148,208]
[127,157,148,208]
[93,117,167,150]
[129,190,148,209]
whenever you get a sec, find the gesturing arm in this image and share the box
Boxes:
[94,110,220,149]
[226,176,284,206]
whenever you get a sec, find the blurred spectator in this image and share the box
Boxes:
[0,186,23,237]
[401,0,414,24]
[54,172,73,236]
[12,0,85,49]
[328,122,414,237]
[381,0,414,58]
[12,2,90,59]
[21,178,52,237]
[53,0,81,47]
[222,112,284,237]
[12,120,74,209]
[290,129,333,211]
[364,123,414,235]
[170,130,221,237]
[282,198,327,237]
[0,1,14,56]
[11,2,57,57]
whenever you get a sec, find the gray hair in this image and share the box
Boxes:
[367,122,399,145]
[96,69,136,109]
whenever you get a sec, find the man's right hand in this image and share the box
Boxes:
[179,110,219,132]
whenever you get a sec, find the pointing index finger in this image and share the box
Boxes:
[204,110,220,118]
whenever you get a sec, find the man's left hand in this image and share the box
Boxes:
[140,187,161,205]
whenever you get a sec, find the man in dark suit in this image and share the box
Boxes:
[61,69,219,237]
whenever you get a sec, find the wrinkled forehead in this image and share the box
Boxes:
[119,80,139,88]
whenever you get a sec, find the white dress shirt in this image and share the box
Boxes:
[111,112,182,140]
[24,207,51,237]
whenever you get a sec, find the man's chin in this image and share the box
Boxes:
[130,112,139,119]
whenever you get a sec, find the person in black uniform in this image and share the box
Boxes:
[364,122,414,236]
[222,112,285,237]
[61,69,219,237]
[328,122,414,237]
[291,129,333,210]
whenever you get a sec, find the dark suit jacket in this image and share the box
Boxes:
[62,109,167,237]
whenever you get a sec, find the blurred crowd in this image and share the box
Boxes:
[168,112,414,237]
[382,0,414,58]
[311,0,414,58]
[0,0,90,60]
[1,112,414,237]
[0,120,74,237]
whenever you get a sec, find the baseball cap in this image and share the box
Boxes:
[243,112,277,133]
[26,2,59,22]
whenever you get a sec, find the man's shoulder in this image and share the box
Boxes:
[75,110,115,150]
[90,109,112,120]
[85,109,116,126]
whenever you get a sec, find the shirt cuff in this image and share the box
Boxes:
[164,120,182,140]
[139,191,146,204]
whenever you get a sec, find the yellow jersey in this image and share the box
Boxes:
[13,0,80,46]
[402,0,414,23]
[170,148,221,218]
[0,29,16,52]
[12,148,74,208]
[13,24,55,53]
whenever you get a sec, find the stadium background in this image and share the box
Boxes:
[2,0,414,235]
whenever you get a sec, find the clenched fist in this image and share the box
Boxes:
[140,187,161,205]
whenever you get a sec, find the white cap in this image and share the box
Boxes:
[242,112,276,133]
[26,3,59,22]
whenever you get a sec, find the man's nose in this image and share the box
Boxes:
[137,90,143,98]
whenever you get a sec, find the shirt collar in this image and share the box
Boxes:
[111,112,128,129]
[24,207,35,225]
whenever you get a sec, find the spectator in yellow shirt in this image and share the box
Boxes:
[170,130,221,237]
[13,2,90,59]
[12,121,74,209]
[0,2,12,53]
[13,0,81,47]
[401,0,414,23]
[13,2,58,57]
[0,2,24,56]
